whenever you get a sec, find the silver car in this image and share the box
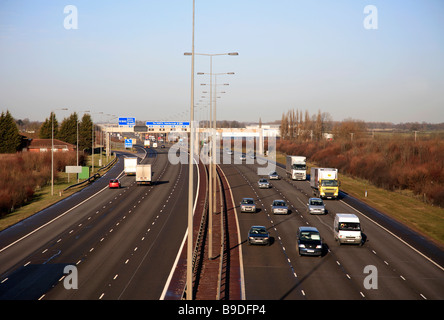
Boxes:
[271,199,288,214]
[240,198,256,213]
[307,197,326,215]
[268,171,279,180]
[258,178,270,189]
[248,226,270,245]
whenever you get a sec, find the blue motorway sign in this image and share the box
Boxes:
[119,117,136,126]
[124,139,133,148]
[146,121,190,127]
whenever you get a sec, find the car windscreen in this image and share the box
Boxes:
[250,228,267,235]
[339,222,360,231]
[300,231,321,241]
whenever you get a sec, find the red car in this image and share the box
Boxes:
[109,179,121,188]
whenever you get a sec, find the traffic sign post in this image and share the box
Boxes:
[125,139,133,149]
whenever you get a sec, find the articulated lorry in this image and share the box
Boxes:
[310,167,339,199]
[124,157,138,176]
[136,164,152,185]
[286,156,307,180]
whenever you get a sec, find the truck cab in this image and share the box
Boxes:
[310,168,339,199]
[286,156,307,180]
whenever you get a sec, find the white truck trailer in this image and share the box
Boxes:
[136,164,152,185]
[124,157,138,176]
[286,156,307,180]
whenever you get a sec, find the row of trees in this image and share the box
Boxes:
[39,112,94,151]
[280,109,333,141]
[0,110,96,154]
[280,109,370,141]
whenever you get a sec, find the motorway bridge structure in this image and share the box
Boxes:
[0,144,443,302]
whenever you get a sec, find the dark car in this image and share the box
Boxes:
[297,226,323,256]
[248,226,270,245]
[109,179,121,189]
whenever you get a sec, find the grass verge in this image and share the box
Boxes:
[0,153,115,232]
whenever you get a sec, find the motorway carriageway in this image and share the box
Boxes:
[0,145,443,300]
[0,145,197,300]
[217,156,444,300]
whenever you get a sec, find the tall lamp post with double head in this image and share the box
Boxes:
[185,52,238,260]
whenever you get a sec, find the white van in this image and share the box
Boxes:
[334,213,362,245]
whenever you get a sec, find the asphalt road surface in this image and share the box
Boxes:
[219,153,444,300]
[0,147,442,300]
[0,145,195,300]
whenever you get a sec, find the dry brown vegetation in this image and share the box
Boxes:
[278,136,444,207]
[0,152,83,216]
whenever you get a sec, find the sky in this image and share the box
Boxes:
[1,0,443,124]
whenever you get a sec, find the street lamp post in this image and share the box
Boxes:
[187,52,238,260]
[51,108,68,196]
[184,5,238,298]
[77,110,90,183]
[186,0,196,301]
[198,72,234,260]
[87,111,103,173]
[212,76,231,237]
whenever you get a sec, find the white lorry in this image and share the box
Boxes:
[286,156,307,180]
[334,213,362,245]
[124,157,138,176]
[136,164,152,185]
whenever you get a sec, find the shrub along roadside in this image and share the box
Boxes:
[277,138,444,207]
[0,152,83,217]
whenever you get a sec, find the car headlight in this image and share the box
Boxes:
[298,244,305,248]
[316,245,322,249]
